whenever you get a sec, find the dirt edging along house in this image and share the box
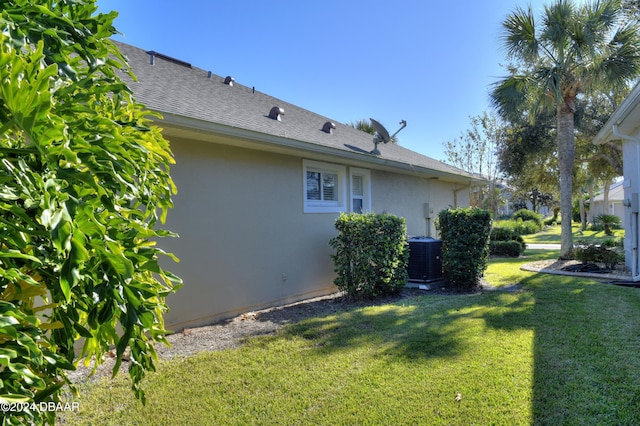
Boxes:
[114,41,479,330]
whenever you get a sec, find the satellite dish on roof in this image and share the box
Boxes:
[369,118,407,155]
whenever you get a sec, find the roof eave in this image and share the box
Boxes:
[156,113,476,184]
[593,80,640,145]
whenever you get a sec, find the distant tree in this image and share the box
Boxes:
[443,111,505,216]
[491,0,640,258]
[348,119,399,143]
[348,119,376,135]
[0,1,180,423]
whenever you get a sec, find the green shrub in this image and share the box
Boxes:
[490,240,525,257]
[574,244,624,269]
[490,227,525,257]
[493,219,541,235]
[594,214,622,236]
[329,213,409,299]
[490,227,514,241]
[437,207,491,290]
[601,237,623,248]
[512,209,543,226]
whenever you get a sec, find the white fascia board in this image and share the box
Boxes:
[593,80,640,145]
[154,113,477,185]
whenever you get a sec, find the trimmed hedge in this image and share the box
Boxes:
[490,227,525,257]
[490,240,524,257]
[329,212,409,299]
[438,207,491,290]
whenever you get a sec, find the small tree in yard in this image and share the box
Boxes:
[594,214,622,236]
[438,208,492,290]
[0,1,181,424]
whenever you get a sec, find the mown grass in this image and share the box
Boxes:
[61,251,640,425]
[522,223,624,245]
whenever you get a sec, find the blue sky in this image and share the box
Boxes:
[97,0,586,161]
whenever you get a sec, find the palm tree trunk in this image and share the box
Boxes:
[579,197,587,231]
[588,181,595,224]
[557,102,575,259]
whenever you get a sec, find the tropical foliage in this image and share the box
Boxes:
[0,1,180,423]
[490,0,640,258]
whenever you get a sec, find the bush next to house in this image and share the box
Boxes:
[437,207,492,290]
[490,227,526,257]
[574,243,624,270]
[330,213,409,299]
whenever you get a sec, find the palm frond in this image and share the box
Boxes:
[502,6,539,62]
[596,23,640,90]
[540,0,575,58]
[490,75,532,121]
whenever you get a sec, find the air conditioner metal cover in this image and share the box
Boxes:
[407,237,443,282]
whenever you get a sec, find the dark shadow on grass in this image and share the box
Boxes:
[272,274,640,424]
[284,303,467,360]
[481,273,640,425]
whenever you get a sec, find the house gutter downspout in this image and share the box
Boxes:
[612,125,640,281]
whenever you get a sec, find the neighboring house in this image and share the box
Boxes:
[591,180,625,227]
[593,81,640,278]
[115,41,479,330]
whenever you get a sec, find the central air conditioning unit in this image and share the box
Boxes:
[407,237,443,282]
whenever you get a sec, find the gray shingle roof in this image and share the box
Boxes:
[114,41,474,182]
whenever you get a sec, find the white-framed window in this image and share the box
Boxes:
[350,168,371,213]
[303,160,347,213]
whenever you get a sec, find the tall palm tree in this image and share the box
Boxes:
[490,0,640,258]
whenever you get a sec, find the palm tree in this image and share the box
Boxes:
[348,119,399,143]
[490,0,640,258]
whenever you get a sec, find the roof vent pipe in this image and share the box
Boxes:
[322,121,336,134]
[268,106,284,121]
[224,76,235,86]
[207,71,212,78]
[149,52,155,65]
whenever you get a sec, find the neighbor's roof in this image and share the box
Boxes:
[114,41,475,183]
[593,180,624,202]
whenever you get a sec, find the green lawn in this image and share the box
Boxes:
[522,223,624,245]
[61,250,640,425]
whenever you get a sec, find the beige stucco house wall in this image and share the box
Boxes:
[116,41,477,330]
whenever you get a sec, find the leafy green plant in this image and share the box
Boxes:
[329,213,408,299]
[601,237,623,248]
[0,1,180,424]
[512,209,544,229]
[489,227,525,257]
[574,244,624,269]
[594,214,622,236]
[490,241,525,257]
[493,218,542,235]
[437,207,491,290]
